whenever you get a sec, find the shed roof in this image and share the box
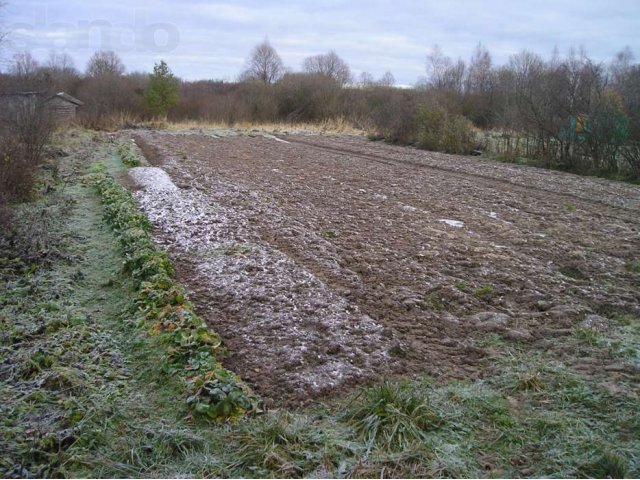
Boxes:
[47,92,84,106]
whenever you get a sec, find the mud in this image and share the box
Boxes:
[128,131,640,405]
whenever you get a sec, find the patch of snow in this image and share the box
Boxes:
[402,205,418,212]
[489,211,498,219]
[374,193,388,200]
[128,167,178,192]
[439,219,464,228]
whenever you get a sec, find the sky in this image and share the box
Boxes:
[1,0,639,85]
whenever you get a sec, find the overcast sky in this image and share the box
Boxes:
[2,0,639,85]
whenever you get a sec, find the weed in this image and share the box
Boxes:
[624,261,640,273]
[559,265,587,280]
[574,328,601,346]
[427,294,446,311]
[613,313,635,326]
[514,371,545,392]
[454,280,467,291]
[565,203,576,213]
[473,284,494,298]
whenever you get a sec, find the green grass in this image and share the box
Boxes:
[624,261,640,273]
[473,284,495,298]
[454,280,467,291]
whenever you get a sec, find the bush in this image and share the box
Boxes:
[275,73,342,122]
[621,141,640,181]
[0,98,53,200]
[0,128,27,200]
[414,106,476,154]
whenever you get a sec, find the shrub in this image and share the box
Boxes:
[0,97,53,200]
[414,106,476,154]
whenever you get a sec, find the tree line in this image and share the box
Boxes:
[1,39,639,182]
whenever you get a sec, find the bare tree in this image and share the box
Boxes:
[86,50,125,77]
[466,42,493,93]
[426,44,452,88]
[426,45,465,93]
[46,51,77,75]
[10,52,39,78]
[378,71,395,87]
[302,51,351,86]
[42,51,80,93]
[359,71,375,87]
[240,40,285,84]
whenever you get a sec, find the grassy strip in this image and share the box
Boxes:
[91,168,258,420]
[116,141,143,167]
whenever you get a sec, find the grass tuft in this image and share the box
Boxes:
[473,284,494,298]
[344,381,440,450]
[579,451,629,479]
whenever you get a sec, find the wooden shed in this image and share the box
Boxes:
[45,92,84,123]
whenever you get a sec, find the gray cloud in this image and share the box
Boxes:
[3,0,639,84]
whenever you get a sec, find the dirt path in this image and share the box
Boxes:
[129,131,640,405]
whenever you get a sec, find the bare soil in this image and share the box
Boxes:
[128,130,640,406]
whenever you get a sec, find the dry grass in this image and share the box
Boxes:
[164,117,364,135]
[79,111,365,136]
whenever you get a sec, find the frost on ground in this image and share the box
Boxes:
[129,167,178,192]
[263,133,291,144]
[439,219,465,228]
[127,165,395,405]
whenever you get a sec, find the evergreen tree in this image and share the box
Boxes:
[144,60,179,116]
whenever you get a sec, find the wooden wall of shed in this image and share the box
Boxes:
[46,97,77,123]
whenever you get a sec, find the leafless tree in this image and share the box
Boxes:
[86,50,125,77]
[9,52,39,78]
[359,71,375,87]
[240,40,285,84]
[6,52,48,91]
[466,43,493,93]
[426,45,465,93]
[426,45,452,87]
[42,51,80,93]
[46,52,77,75]
[378,71,395,87]
[302,50,351,86]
